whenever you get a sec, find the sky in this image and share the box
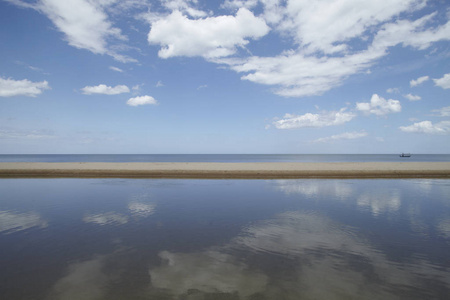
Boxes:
[0,0,449,154]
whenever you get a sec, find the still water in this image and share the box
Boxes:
[1,179,449,299]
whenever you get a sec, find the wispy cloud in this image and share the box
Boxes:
[0,77,50,97]
[312,131,368,143]
[7,0,137,63]
[386,87,399,94]
[109,66,124,72]
[273,108,355,129]
[81,84,130,95]
[410,75,429,87]
[431,106,450,117]
[0,128,56,139]
[403,93,421,101]
[400,121,450,134]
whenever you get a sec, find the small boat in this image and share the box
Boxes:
[399,153,411,157]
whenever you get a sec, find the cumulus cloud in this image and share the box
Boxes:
[148,8,269,59]
[356,94,401,116]
[410,75,429,87]
[273,108,355,129]
[312,131,368,143]
[399,120,450,134]
[0,77,50,97]
[433,73,450,89]
[126,95,158,106]
[81,84,130,95]
[404,93,421,101]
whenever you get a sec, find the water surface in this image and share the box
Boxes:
[1,179,449,299]
[1,153,449,162]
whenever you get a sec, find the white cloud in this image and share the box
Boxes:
[109,66,123,72]
[433,73,450,89]
[431,106,450,117]
[273,108,355,129]
[230,50,379,97]
[81,84,130,95]
[127,95,158,106]
[312,131,368,143]
[278,0,425,54]
[410,75,429,87]
[404,93,421,101]
[0,77,50,97]
[356,94,401,116]
[8,0,136,62]
[148,8,269,59]
[156,80,164,87]
[399,120,450,134]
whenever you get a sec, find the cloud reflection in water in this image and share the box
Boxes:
[0,210,48,234]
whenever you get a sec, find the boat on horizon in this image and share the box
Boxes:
[400,153,411,157]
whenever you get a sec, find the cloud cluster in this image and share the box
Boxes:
[221,1,450,97]
[0,77,50,97]
[356,94,401,116]
[273,108,355,129]
[81,84,130,95]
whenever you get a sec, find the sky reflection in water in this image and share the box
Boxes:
[0,179,449,299]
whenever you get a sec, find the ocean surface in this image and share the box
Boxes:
[1,153,449,162]
[1,178,450,299]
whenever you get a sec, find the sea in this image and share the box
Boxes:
[1,154,450,299]
[1,153,449,162]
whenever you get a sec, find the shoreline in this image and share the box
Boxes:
[1,162,450,179]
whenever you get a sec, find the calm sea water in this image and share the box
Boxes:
[1,154,449,162]
[1,178,449,299]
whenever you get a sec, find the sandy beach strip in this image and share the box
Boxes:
[0,162,450,179]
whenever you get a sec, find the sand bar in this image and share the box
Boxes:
[0,162,450,179]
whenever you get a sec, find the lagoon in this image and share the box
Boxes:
[1,178,450,299]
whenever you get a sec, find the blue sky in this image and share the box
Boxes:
[0,0,449,154]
